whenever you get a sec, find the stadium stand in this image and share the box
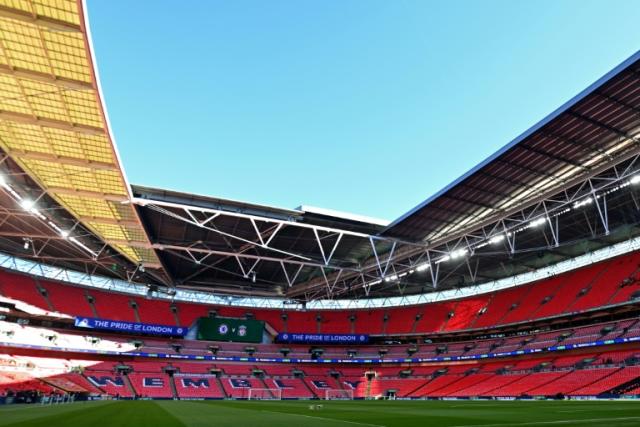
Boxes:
[0,343,638,400]
[84,372,133,398]
[2,249,638,341]
[0,7,640,399]
[174,375,225,399]
[1,0,640,414]
[128,373,173,398]
[0,271,50,312]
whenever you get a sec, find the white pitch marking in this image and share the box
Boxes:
[451,416,640,427]
[260,409,386,427]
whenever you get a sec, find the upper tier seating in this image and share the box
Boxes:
[0,271,50,312]
[386,306,420,334]
[567,257,636,311]
[1,250,639,335]
[135,300,177,325]
[40,281,94,317]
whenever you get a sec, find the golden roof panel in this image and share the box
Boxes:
[0,0,162,271]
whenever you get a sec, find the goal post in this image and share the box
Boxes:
[247,388,282,400]
[324,389,354,400]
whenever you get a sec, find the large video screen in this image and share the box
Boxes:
[196,317,264,343]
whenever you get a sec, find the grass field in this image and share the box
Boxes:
[0,399,638,426]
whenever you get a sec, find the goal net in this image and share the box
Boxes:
[247,388,282,400]
[324,389,354,400]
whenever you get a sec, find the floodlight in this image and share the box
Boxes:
[489,235,505,244]
[415,262,430,272]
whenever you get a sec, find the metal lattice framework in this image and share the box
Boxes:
[131,186,415,297]
[0,1,640,302]
[130,154,640,301]
[129,50,640,300]
[0,0,162,275]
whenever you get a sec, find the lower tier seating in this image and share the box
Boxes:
[1,344,640,399]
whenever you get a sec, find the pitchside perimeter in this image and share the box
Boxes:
[0,400,639,427]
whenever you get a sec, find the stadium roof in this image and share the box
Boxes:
[128,49,640,300]
[131,184,392,297]
[1,1,640,301]
[384,50,640,245]
[0,0,162,277]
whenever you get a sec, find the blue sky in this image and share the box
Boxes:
[86,0,640,222]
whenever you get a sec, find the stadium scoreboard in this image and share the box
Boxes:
[196,317,264,343]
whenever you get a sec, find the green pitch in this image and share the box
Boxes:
[0,399,638,427]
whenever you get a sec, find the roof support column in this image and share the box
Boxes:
[542,201,559,247]
[589,179,609,235]
[426,250,439,289]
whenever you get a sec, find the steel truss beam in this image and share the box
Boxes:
[22,124,632,300]
[289,150,640,299]
[126,150,640,300]
[130,197,428,295]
